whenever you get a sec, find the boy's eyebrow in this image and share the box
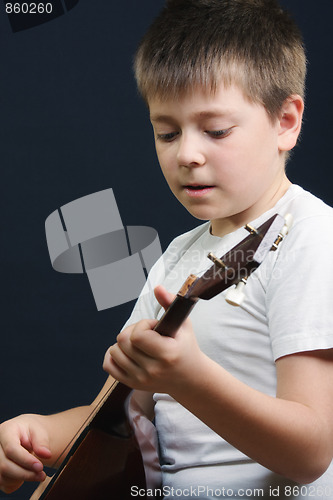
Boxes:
[150,109,235,123]
[149,114,173,123]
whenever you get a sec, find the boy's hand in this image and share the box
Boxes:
[0,415,51,493]
[103,286,205,394]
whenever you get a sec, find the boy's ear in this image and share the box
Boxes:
[277,95,304,152]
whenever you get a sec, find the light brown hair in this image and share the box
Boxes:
[134,0,306,121]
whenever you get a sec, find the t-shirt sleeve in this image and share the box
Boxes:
[266,213,333,360]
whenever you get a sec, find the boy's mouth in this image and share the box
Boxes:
[184,185,215,197]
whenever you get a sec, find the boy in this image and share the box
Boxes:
[1,0,333,498]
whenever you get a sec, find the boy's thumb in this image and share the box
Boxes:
[35,444,52,460]
[29,430,52,460]
[154,285,175,311]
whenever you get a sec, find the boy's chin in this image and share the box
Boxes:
[175,193,230,222]
[183,205,217,222]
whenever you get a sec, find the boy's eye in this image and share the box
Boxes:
[156,131,179,142]
[206,128,232,138]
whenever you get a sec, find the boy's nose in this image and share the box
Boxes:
[177,135,205,167]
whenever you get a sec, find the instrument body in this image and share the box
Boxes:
[31,214,288,499]
[31,382,161,500]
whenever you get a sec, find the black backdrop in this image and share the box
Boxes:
[0,1,332,498]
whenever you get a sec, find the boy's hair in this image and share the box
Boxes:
[134,0,306,120]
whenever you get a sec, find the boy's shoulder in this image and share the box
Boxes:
[274,185,333,254]
[277,185,333,226]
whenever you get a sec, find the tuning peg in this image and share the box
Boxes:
[244,224,259,235]
[225,279,247,306]
[271,213,293,250]
[282,213,293,235]
[207,252,227,269]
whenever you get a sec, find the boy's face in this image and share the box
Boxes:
[149,84,291,236]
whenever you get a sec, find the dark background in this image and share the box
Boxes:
[0,1,332,498]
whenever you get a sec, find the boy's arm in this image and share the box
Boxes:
[171,347,333,484]
[104,286,333,485]
[0,376,115,494]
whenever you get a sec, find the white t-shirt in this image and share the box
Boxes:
[124,185,333,499]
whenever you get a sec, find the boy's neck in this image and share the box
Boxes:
[210,176,292,238]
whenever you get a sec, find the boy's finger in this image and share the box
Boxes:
[20,428,51,462]
[1,432,48,473]
[154,285,175,310]
[27,432,52,461]
[0,455,46,485]
[2,441,42,472]
[34,446,52,460]
[0,448,46,491]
